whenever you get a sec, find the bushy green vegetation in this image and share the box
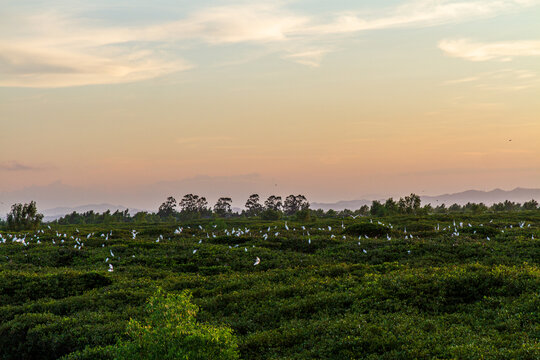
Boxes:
[0,212,539,359]
[5,201,43,231]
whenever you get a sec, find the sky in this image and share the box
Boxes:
[1,0,539,208]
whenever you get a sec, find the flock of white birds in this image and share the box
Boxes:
[0,218,535,273]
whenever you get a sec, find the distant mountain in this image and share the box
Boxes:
[311,188,540,211]
[421,187,540,206]
[311,199,372,211]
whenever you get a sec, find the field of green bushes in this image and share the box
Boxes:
[0,212,539,359]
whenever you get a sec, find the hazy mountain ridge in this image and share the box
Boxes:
[312,188,540,211]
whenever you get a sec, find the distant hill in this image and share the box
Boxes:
[311,199,372,211]
[311,188,540,211]
[421,187,540,206]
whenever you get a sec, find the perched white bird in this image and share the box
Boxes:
[193,249,197,254]
[108,264,114,272]
[254,257,260,266]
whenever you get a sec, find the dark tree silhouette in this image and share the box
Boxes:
[7,201,43,231]
[158,197,177,218]
[264,195,282,211]
[214,197,232,217]
[245,194,263,216]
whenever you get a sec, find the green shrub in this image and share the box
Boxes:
[343,222,389,237]
[114,288,239,360]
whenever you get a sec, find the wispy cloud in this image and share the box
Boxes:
[1,0,539,87]
[444,69,540,91]
[0,161,42,172]
[0,45,191,88]
[301,0,540,34]
[439,38,540,61]
[283,49,331,67]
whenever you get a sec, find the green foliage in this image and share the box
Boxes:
[343,222,389,237]
[260,209,281,220]
[114,288,239,360]
[0,213,539,359]
[6,201,43,231]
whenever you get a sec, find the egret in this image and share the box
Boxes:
[254,257,260,266]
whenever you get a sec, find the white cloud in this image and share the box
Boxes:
[143,4,308,44]
[1,1,539,87]
[439,38,540,61]
[443,69,540,91]
[283,49,331,67]
[0,45,191,88]
[302,0,540,34]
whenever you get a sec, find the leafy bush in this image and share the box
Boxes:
[343,222,389,237]
[260,209,281,220]
[114,288,239,360]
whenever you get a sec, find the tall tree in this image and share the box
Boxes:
[283,194,309,215]
[6,201,43,231]
[264,195,282,211]
[398,193,421,214]
[158,196,177,218]
[214,197,232,217]
[245,194,263,216]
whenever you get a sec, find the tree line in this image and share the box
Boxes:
[1,194,539,229]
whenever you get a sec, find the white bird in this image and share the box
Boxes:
[363,249,367,254]
[193,249,197,254]
[350,215,359,219]
[108,264,114,272]
[254,257,260,266]
[285,222,289,231]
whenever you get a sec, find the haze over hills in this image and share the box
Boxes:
[303,188,540,211]
[1,180,539,219]
[421,188,540,207]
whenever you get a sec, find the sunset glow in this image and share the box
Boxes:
[2,0,539,209]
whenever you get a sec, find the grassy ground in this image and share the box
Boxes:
[0,212,539,359]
